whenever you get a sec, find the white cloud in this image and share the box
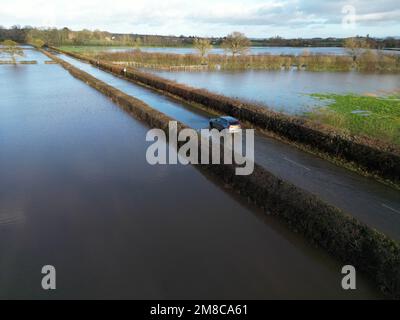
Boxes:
[0,0,399,37]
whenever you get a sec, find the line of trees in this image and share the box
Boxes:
[0,25,253,57]
[0,26,202,47]
[1,26,399,49]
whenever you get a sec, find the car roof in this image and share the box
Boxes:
[220,116,239,122]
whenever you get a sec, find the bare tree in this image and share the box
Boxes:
[344,37,370,62]
[122,34,133,46]
[193,38,212,64]
[222,32,251,57]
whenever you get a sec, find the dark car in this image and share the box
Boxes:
[209,116,242,133]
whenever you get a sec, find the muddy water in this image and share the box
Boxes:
[0,51,380,299]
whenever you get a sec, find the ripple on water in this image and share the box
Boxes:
[0,209,26,227]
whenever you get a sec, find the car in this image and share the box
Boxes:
[209,116,242,133]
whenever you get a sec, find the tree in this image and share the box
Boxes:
[344,37,369,62]
[222,32,251,57]
[61,27,70,44]
[74,29,92,45]
[1,40,24,63]
[133,37,142,50]
[193,38,212,64]
[122,34,133,46]
[31,38,45,48]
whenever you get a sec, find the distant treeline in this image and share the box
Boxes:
[251,36,399,49]
[1,25,399,49]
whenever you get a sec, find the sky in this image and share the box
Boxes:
[0,0,399,38]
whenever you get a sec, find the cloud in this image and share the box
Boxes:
[191,0,400,27]
[0,0,399,37]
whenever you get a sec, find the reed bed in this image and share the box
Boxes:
[90,49,400,72]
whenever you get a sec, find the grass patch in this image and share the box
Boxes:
[308,93,400,145]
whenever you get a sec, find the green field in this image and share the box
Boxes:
[308,93,400,145]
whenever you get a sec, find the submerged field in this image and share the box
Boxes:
[308,94,400,145]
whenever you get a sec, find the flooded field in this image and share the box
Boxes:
[149,69,400,114]
[0,47,53,64]
[0,49,381,299]
[61,45,400,56]
[103,46,348,55]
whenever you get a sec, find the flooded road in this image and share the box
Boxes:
[55,52,400,241]
[0,50,381,299]
[149,69,400,114]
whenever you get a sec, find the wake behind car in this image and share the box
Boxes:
[209,116,242,133]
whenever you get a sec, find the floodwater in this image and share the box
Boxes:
[0,47,51,64]
[76,45,400,56]
[149,69,400,114]
[109,46,348,55]
[0,49,381,299]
